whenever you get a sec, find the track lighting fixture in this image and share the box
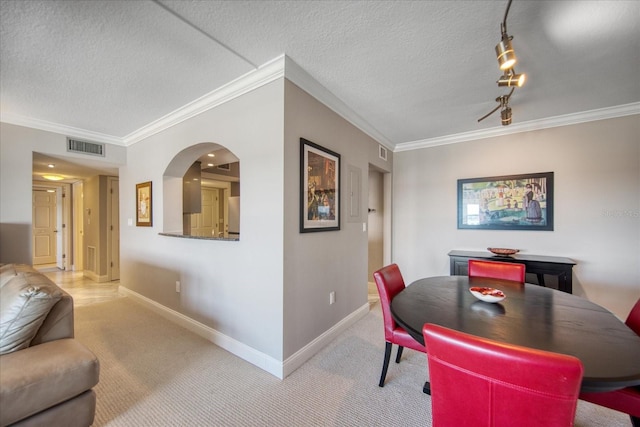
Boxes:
[478,0,526,126]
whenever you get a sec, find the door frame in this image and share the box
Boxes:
[107,176,119,281]
[32,183,71,268]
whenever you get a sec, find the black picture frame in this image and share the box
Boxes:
[457,172,554,231]
[300,138,340,232]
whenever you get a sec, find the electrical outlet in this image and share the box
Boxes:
[329,291,335,305]
[176,281,181,293]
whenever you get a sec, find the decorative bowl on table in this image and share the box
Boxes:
[487,247,519,256]
[469,287,506,303]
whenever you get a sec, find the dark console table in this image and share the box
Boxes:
[448,250,576,294]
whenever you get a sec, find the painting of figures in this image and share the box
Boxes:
[458,172,554,230]
[300,138,340,232]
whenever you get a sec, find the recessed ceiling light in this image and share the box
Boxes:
[47,164,55,168]
[207,163,214,167]
[207,153,215,157]
[42,174,64,181]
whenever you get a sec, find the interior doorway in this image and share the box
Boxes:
[368,166,391,303]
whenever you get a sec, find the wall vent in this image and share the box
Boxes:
[379,145,388,161]
[67,138,105,157]
[87,246,97,273]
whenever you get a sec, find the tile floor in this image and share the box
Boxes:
[36,265,124,307]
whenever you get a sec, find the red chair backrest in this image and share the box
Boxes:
[373,264,405,341]
[626,298,640,335]
[468,259,526,282]
[423,323,583,427]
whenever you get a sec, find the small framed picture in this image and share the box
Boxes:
[136,181,152,227]
[300,138,340,232]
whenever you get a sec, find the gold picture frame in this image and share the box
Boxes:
[136,181,152,227]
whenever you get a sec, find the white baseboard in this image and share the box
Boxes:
[83,270,109,282]
[119,287,369,380]
[119,287,282,377]
[282,303,370,378]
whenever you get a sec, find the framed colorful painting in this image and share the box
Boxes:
[300,138,340,232]
[457,172,554,231]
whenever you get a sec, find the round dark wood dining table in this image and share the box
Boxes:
[390,275,640,393]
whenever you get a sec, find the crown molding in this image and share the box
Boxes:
[3,60,637,153]
[0,112,125,145]
[123,56,286,145]
[283,56,395,151]
[395,102,640,152]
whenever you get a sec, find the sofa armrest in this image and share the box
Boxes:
[30,290,74,345]
[0,339,100,426]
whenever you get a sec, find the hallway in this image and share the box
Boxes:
[36,265,124,307]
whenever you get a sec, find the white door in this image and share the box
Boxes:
[33,189,57,265]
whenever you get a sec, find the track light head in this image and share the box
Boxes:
[496,35,517,70]
[498,71,526,87]
[501,105,512,125]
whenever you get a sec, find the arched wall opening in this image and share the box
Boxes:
[163,142,240,239]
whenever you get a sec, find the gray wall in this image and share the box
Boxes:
[282,80,390,359]
[119,79,285,372]
[392,115,640,319]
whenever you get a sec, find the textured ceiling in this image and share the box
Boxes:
[2,0,639,153]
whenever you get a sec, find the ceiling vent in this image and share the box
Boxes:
[67,138,105,157]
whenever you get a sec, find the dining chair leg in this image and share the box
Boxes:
[395,345,404,363]
[379,342,393,387]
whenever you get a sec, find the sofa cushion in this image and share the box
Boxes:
[0,272,63,355]
[0,338,100,426]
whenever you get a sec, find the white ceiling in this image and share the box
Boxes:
[2,0,639,157]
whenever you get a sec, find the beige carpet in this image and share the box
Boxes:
[75,298,631,426]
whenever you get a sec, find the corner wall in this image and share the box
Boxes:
[282,80,391,368]
[118,79,286,374]
[392,115,640,318]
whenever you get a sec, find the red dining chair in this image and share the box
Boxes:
[468,259,526,282]
[422,323,584,427]
[579,298,640,426]
[373,264,426,387]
